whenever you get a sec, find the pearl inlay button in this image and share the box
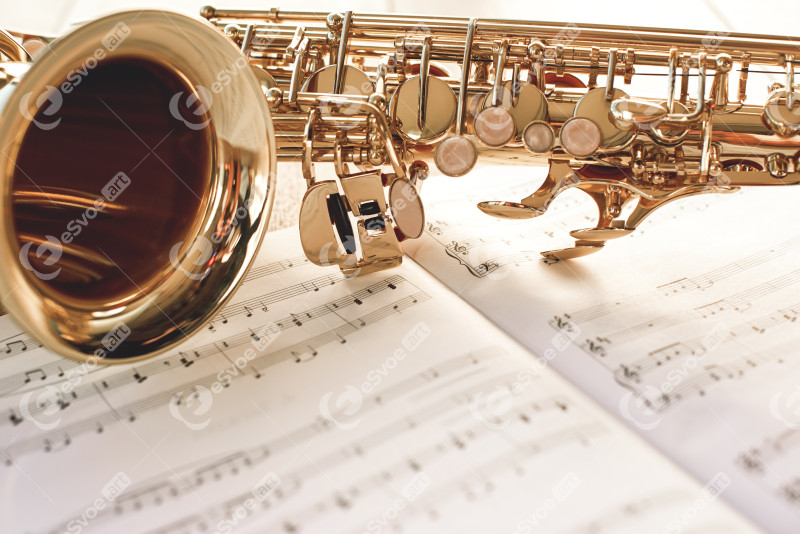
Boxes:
[389,178,425,239]
[434,136,478,177]
[523,121,555,153]
[560,117,602,158]
[474,107,516,147]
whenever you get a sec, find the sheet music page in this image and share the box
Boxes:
[403,163,800,533]
[0,227,758,533]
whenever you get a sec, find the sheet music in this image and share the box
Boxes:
[403,163,800,533]
[0,227,757,533]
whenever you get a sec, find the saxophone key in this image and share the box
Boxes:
[433,136,478,177]
[477,201,545,220]
[568,227,633,240]
[541,243,605,261]
[573,87,637,149]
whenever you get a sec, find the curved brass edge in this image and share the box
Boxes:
[0,28,30,62]
[0,10,276,363]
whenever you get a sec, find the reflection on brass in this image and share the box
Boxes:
[574,87,636,149]
[391,75,457,142]
[480,81,549,138]
[4,7,800,363]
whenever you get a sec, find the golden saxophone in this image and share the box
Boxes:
[0,7,798,361]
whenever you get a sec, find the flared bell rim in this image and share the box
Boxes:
[0,10,276,363]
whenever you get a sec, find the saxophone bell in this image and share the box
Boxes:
[0,11,275,362]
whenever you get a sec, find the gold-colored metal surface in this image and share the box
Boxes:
[390,75,457,142]
[481,81,549,138]
[0,11,275,362]
[301,64,374,100]
[574,87,636,149]
[5,6,800,363]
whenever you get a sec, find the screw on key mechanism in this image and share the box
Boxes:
[298,97,427,276]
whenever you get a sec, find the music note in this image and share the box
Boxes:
[5,339,27,354]
[292,348,317,363]
[24,369,46,383]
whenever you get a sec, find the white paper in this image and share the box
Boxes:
[404,163,800,533]
[0,227,758,534]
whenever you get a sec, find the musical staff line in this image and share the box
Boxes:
[564,234,800,324]
[40,349,523,530]
[146,422,607,534]
[209,272,346,327]
[603,267,800,346]
[2,292,430,460]
[0,276,407,408]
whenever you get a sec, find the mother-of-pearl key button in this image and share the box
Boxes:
[559,117,602,158]
[434,136,478,177]
[523,120,555,153]
[389,178,425,239]
[474,106,516,147]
